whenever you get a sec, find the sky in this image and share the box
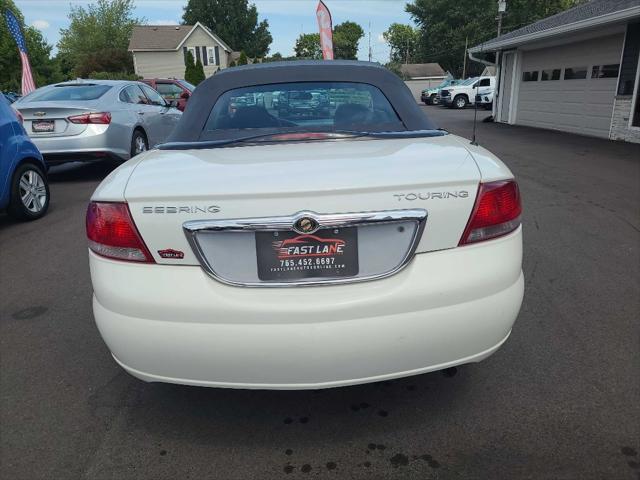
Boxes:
[15,0,415,62]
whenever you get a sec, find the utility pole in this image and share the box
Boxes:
[462,36,468,78]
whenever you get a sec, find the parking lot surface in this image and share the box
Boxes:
[1,106,639,479]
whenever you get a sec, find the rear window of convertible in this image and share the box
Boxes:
[204,82,405,132]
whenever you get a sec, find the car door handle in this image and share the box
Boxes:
[137,111,145,115]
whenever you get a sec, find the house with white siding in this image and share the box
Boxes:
[469,0,640,143]
[128,22,233,79]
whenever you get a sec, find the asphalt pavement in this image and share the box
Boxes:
[1,106,639,480]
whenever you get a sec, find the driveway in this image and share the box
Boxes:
[1,108,639,479]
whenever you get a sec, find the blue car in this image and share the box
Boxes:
[3,92,21,103]
[1,96,49,220]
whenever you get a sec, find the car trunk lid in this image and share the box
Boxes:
[15,102,101,137]
[125,135,480,280]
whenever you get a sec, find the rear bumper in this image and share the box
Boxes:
[90,228,524,389]
[31,124,130,163]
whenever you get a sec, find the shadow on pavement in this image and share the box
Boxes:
[47,160,117,183]
[91,365,468,448]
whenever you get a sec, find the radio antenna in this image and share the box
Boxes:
[470,41,487,146]
[471,78,480,146]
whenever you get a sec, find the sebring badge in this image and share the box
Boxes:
[293,216,319,234]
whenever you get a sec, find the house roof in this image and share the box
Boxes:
[470,0,640,53]
[398,63,446,79]
[128,22,232,52]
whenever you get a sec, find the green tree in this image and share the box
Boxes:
[383,23,420,64]
[88,70,140,80]
[182,0,272,58]
[75,47,133,77]
[406,0,586,77]
[237,51,248,65]
[0,0,62,91]
[193,57,206,84]
[184,50,197,84]
[57,0,141,77]
[263,52,284,62]
[294,33,321,59]
[333,21,364,60]
[294,22,364,60]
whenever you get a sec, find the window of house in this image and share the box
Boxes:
[522,71,538,82]
[541,69,561,81]
[208,47,215,65]
[564,67,587,80]
[591,64,620,79]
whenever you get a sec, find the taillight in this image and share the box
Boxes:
[12,107,23,124]
[68,112,111,124]
[459,180,522,245]
[86,202,154,262]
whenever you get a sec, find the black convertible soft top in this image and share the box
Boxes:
[167,60,439,143]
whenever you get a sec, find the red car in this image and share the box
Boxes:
[141,78,194,111]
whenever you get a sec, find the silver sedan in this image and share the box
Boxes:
[13,80,182,165]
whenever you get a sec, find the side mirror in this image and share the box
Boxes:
[180,91,190,100]
[168,99,179,108]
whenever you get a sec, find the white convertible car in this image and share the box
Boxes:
[87,61,523,389]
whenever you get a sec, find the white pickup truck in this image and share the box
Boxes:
[440,76,495,109]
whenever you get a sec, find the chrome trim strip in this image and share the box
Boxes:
[183,209,427,288]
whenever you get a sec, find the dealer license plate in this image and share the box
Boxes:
[256,227,359,281]
[31,120,55,133]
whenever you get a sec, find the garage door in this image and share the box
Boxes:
[516,34,624,138]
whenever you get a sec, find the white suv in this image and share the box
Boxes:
[441,76,495,109]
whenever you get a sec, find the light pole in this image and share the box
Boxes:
[497,0,506,36]
[494,0,507,119]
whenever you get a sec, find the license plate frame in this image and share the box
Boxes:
[31,120,55,133]
[256,227,359,281]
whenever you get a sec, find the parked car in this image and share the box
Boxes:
[476,88,494,110]
[142,78,194,112]
[278,90,331,118]
[13,80,181,165]
[440,76,495,109]
[3,92,21,103]
[86,60,523,390]
[421,78,460,105]
[0,96,49,220]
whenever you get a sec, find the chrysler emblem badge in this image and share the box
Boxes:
[294,216,318,234]
[34,111,46,117]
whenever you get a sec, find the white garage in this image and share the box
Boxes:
[470,0,640,143]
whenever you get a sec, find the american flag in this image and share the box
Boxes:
[4,9,36,95]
